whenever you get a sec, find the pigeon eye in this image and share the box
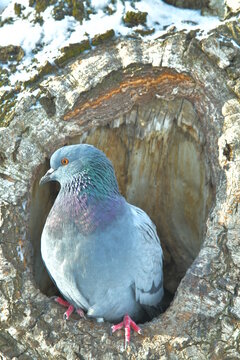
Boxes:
[61,158,69,166]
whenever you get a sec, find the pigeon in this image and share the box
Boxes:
[40,144,164,347]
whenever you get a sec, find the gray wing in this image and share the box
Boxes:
[130,204,164,307]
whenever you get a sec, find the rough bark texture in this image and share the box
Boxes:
[163,0,240,18]
[1,5,240,360]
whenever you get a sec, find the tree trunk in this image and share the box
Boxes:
[1,6,240,359]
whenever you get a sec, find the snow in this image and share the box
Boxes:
[225,0,240,12]
[68,1,130,43]
[134,0,221,37]
[0,0,233,86]
[91,0,110,9]
[0,0,11,13]
[0,20,42,54]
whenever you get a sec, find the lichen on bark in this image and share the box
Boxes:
[0,2,240,360]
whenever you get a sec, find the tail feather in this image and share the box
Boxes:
[141,288,174,321]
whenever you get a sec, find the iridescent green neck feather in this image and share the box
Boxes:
[62,156,120,199]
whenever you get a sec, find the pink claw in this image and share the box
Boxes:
[64,304,74,320]
[54,296,85,320]
[55,297,70,307]
[76,308,86,319]
[111,314,142,348]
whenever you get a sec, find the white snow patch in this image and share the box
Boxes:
[91,0,110,9]
[225,0,240,13]
[0,20,42,54]
[134,0,221,38]
[17,244,24,262]
[0,0,12,14]
[22,200,27,211]
[0,0,236,87]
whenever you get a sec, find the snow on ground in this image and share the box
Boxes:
[0,0,224,86]
[0,0,11,13]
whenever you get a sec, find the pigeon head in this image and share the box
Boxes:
[40,144,120,197]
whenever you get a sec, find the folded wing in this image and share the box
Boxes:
[130,205,164,308]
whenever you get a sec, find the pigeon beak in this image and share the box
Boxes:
[39,168,55,186]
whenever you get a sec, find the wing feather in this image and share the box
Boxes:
[130,204,164,307]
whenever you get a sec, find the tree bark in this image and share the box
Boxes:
[1,8,240,360]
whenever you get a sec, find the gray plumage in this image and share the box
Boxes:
[40,144,163,323]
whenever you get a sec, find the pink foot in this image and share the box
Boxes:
[54,296,85,320]
[76,308,86,319]
[111,314,142,348]
[55,296,70,307]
